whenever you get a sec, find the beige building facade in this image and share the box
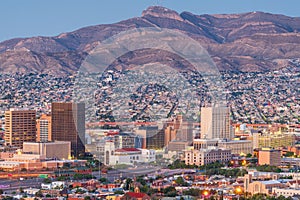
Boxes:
[184,148,231,166]
[201,107,231,140]
[218,140,253,155]
[23,141,71,159]
[258,149,281,166]
[5,109,36,148]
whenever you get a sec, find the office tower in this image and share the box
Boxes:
[36,114,52,142]
[51,102,85,157]
[200,106,231,140]
[135,126,165,149]
[164,115,193,145]
[4,109,36,149]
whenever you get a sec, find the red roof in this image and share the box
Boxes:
[126,192,147,198]
[115,148,141,152]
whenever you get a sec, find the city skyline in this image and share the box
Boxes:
[0,1,300,199]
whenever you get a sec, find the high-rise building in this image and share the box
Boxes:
[135,126,165,149]
[51,102,85,157]
[4,109,36,149]
[164,115,193,146]
[201,106,231,140]
[36,114,52,142]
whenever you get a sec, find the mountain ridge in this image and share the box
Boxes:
[1,6,300,75]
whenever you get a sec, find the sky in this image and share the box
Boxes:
[1,0,300,42]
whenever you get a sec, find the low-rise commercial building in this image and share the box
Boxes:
[184,147,231,166]
[23,141,71,159]
[272,188,300,198]
[258,149,281,166]
[253,133,295,149]
[218,139,253,155]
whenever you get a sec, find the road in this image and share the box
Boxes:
[0,177,43,193]
[0,165,160,193]
[93,165,160,182]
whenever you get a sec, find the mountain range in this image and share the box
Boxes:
[1,6,300,75]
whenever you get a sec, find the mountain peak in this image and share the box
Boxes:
[142,6,183,21]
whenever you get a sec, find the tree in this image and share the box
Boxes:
[163,186,177,197]
[124,178,133,190]
[84,196,91,200]
[99,177,108,183]
[136,176,147,186]
[2,197,13,200]
[284,152,294,157]
[43,178,52,184]
[20,168,27,172]
[19,187,24,193]
[256,165,282,173]
[114,190,124,195]
[35,190,43,197]
[183,188,201,196]
[175,177,188,186]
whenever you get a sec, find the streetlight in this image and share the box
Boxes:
[235,187,242,200]
[202,190,210,198]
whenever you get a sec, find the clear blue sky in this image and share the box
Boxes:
[1,0,299,42]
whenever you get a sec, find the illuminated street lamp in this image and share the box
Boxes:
[235,187,243,200]
[202,190,210,198]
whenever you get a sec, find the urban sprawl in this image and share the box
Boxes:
[0,65,300,200]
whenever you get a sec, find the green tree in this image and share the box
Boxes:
[125,178,133,190]
[163,186,177,197]
[284,152,294,157]
[43,178,52,184]
[35,190,43,197]
[175,177,188,186]
[114,190,124,195]
[19,187,24,193]
[183,188,201,196]
[99,177,108,183]
[136,176,146,186]
[84,196,91,200]
[2,197,13,200]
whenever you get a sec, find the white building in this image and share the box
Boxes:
[113,148,142,165]
[140,149,156,163]
[272,188,300,197]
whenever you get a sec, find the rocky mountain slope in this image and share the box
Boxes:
[1,6,300,75]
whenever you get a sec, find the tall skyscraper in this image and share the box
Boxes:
[51,102,85,157]
[36,114,52,142]
[135,126,165,149]
[200,106,231,140]
[5,109,36,149]
[164,115,193,145]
